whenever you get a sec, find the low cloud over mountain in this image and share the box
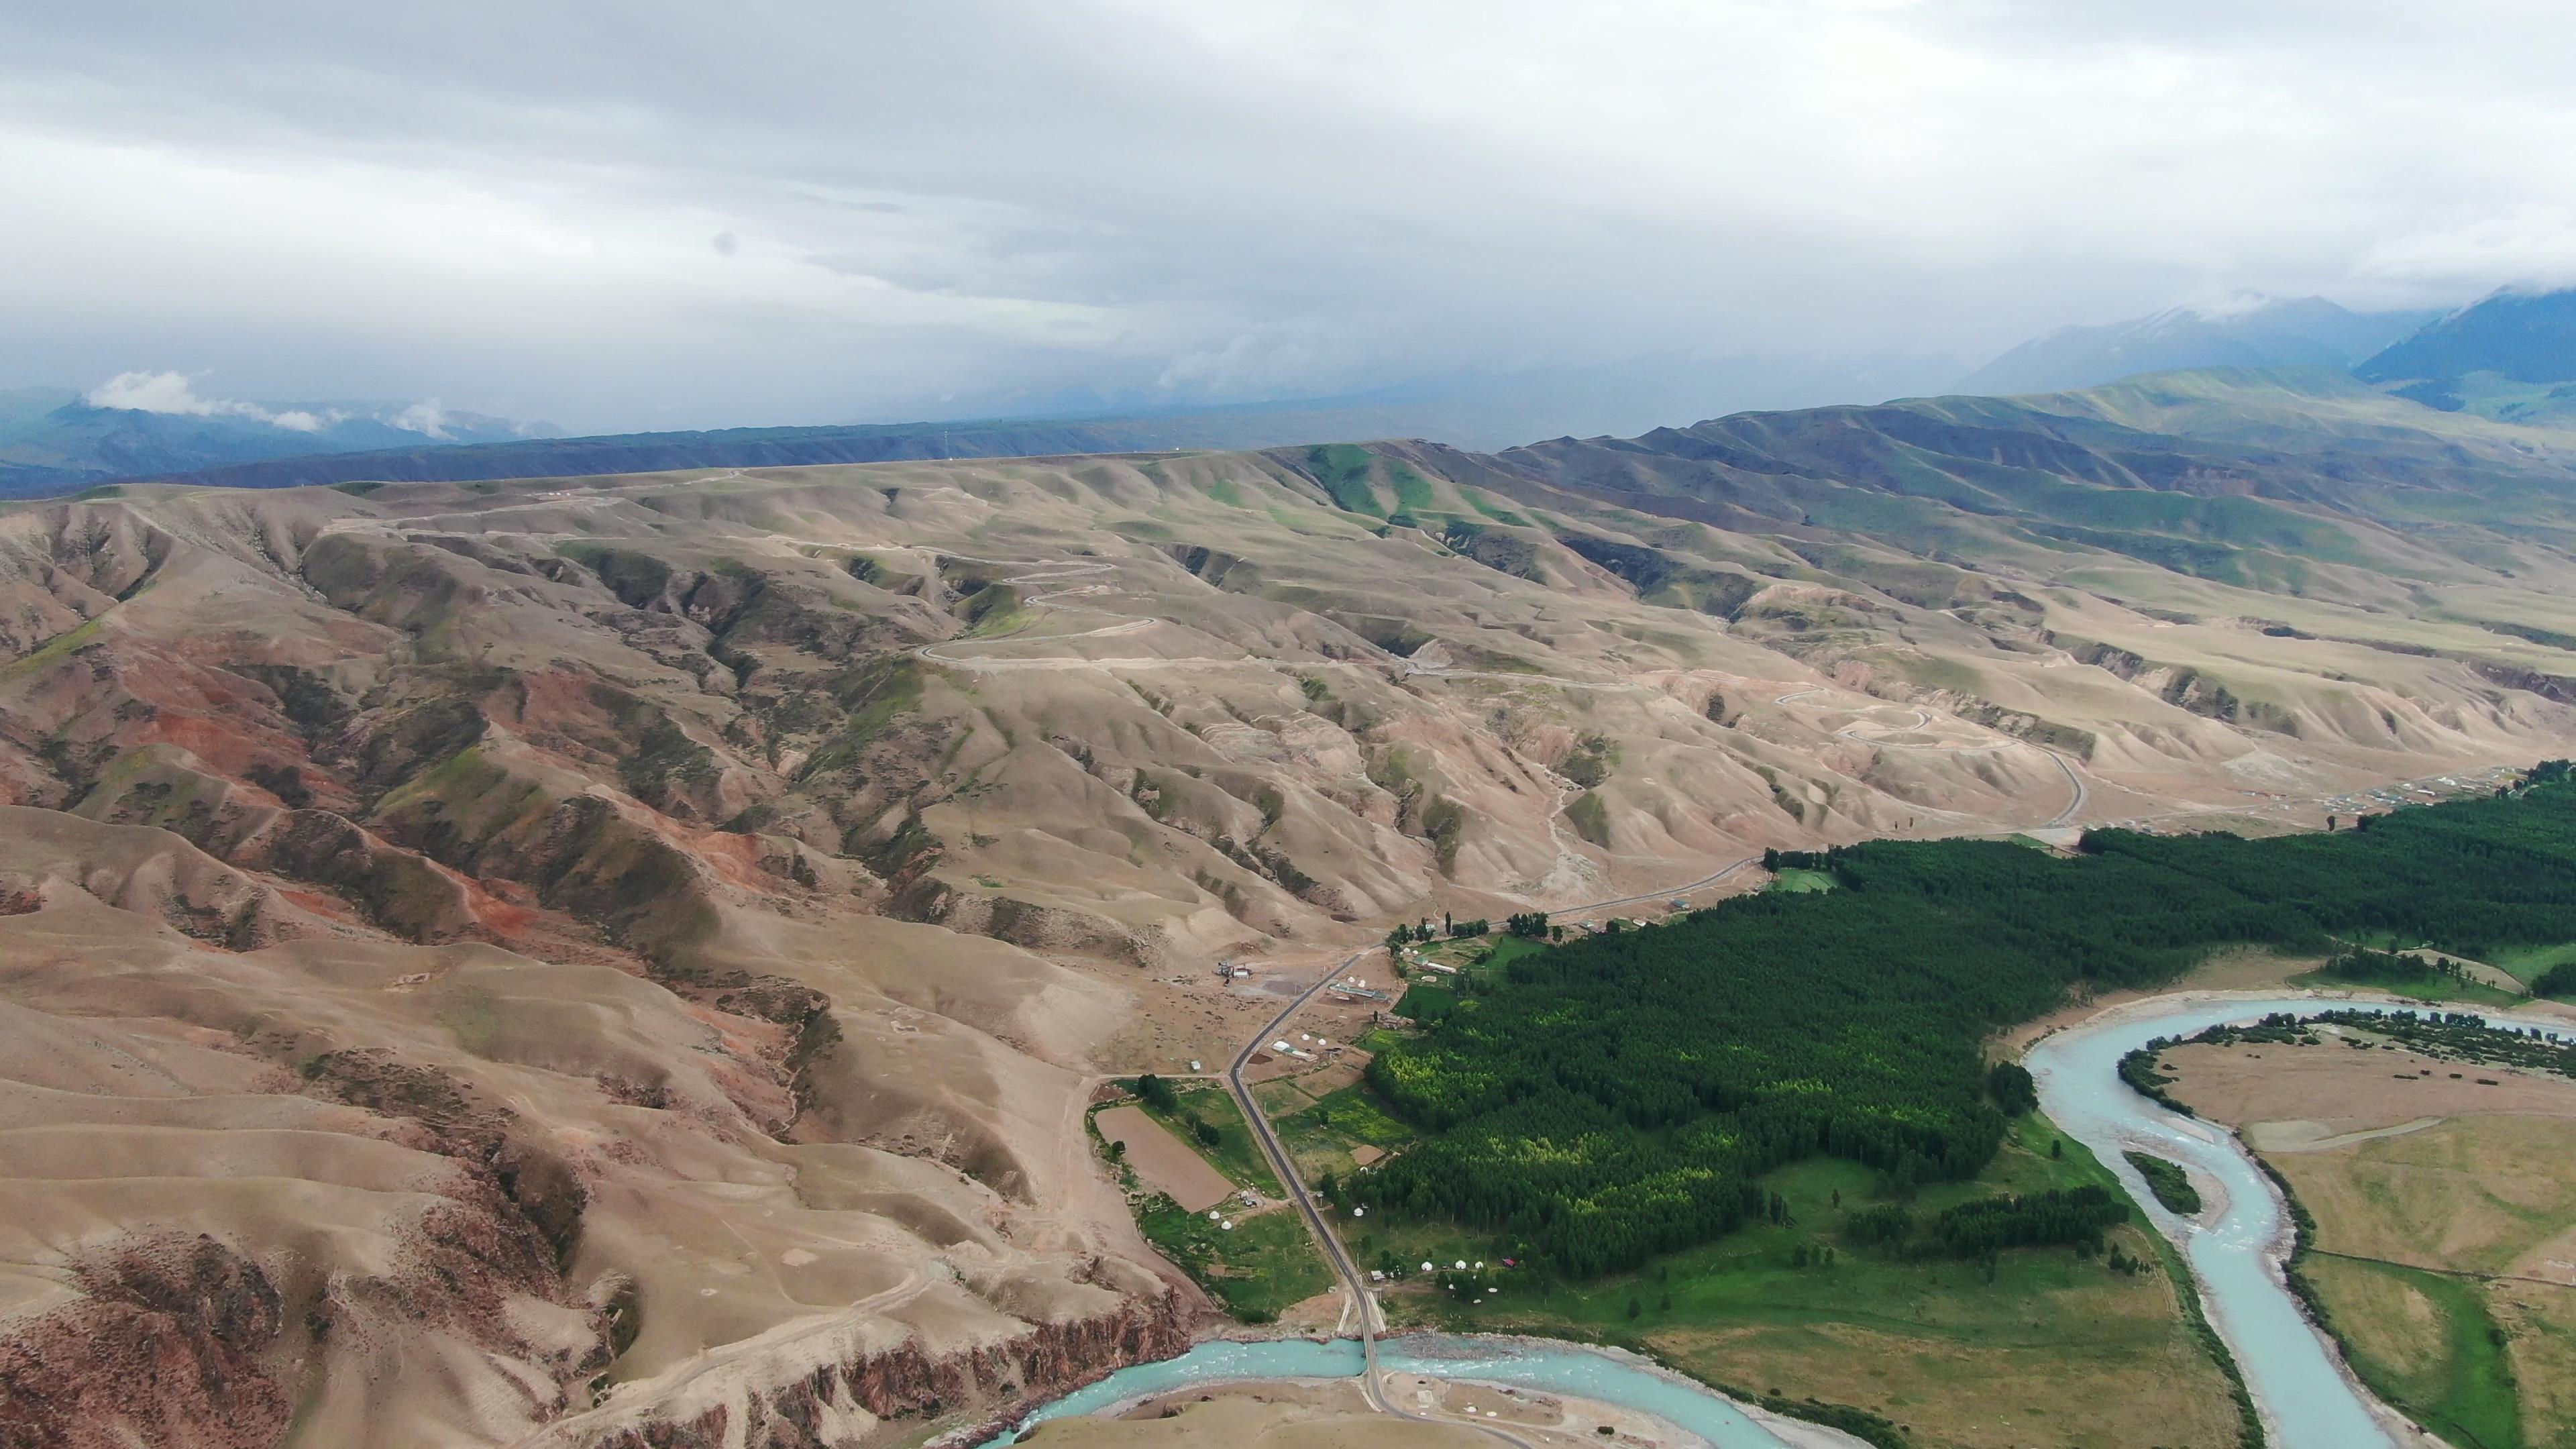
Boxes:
[1,374,555,493]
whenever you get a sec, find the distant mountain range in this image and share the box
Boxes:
[1954,285,2576,429]
[2353,286,2576,423]
[15,356,1961,499]
[5,352,1960,500]
[0,382,555,496]
[15,286,2575,502]
[1955,295,2440,396]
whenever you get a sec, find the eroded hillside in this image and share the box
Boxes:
[7,374,2576,1445]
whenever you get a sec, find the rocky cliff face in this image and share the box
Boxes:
[568,1287,1194,1449]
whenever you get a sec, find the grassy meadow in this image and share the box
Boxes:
[1348,1114,2250,1449]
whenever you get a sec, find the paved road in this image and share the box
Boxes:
[2036,747,2088,828]
[1544,856,1758,919]
[1775,686,2093,827]
[1224,949,1546,1444]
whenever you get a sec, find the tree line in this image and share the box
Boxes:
[1360,784,2576,1275]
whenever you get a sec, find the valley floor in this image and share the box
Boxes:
[1358,1114,2244,1449]
[2164,1022,2576,1449]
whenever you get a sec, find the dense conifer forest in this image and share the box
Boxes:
[1364,780,2576,1274]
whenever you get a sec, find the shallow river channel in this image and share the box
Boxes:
[987,991,2559,1446]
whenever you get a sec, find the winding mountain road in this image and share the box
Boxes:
[2037,747,2088,828]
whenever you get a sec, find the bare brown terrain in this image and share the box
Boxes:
[9,384,2576,1446]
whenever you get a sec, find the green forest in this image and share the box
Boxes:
[1364,780,2576,1275]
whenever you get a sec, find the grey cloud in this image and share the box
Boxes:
[2,1,2571,433]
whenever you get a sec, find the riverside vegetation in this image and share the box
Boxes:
[1332,780,2576,1446]
[1364,775,2576,1275]
[2149,1008,2576,1449]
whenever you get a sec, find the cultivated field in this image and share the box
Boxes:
[1095,1105,1234,1212]
[2166,1035,2576,1448]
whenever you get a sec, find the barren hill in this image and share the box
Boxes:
[7,372,2576,1445]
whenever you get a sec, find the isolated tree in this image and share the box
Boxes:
[1626,1297,1642,1320]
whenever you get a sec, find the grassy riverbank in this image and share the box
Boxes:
[2163,1028,2576,1449]
[1364,1114,2250,1449]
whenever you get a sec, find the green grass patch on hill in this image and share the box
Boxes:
[1563,790,1611,845]
[1389,461,1438,514]
[1767,867,1837,894]
[959,584,1035,636]
[1305,443,1384,515]
[0,616,103,684]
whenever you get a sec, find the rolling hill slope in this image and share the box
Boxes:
[7,371,2576,1445]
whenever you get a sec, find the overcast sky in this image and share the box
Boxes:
[6,0,2575,433]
